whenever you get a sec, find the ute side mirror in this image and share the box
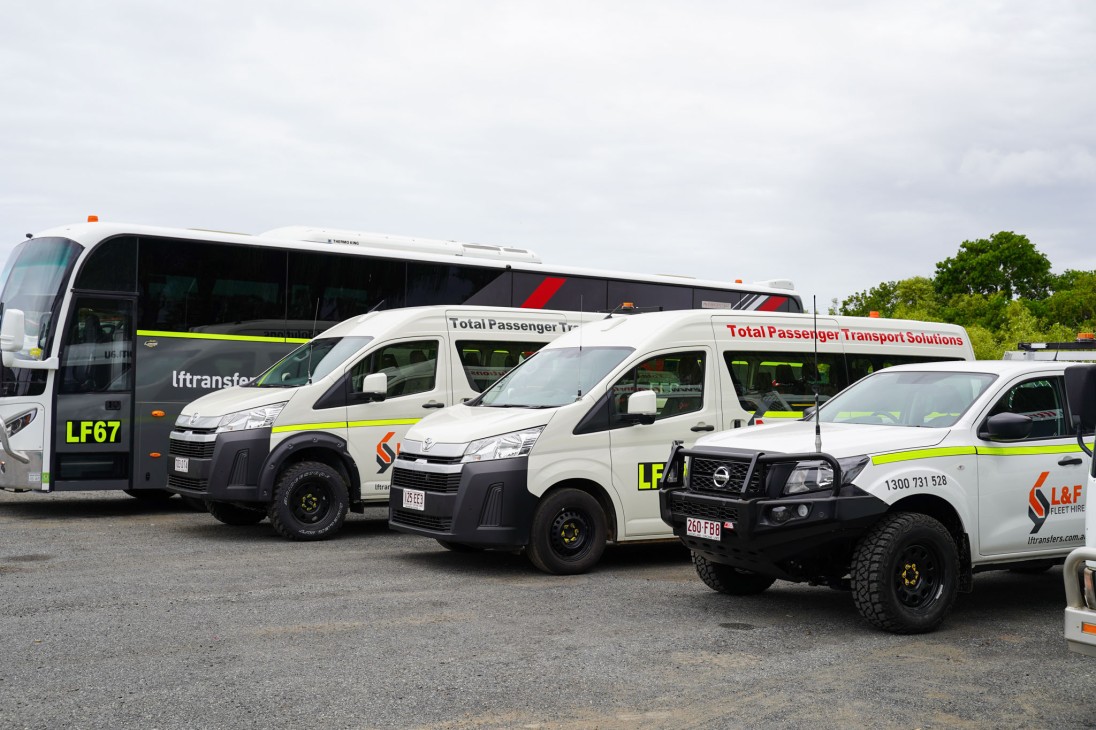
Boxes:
[1,308,26,368]
[355,372,388,402]
[1065,365,1096,432]
[981,412,1033,442]
[622,389,657,425]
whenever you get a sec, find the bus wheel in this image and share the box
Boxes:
[268,461,349,541]
[693,553,775,595]
[436,540,484,553]
[123,489,173,502]
[206,500,266,526]
[527,488,607,575]
[850,512,959,634]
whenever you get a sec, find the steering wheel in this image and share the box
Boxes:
[872,411,899,424]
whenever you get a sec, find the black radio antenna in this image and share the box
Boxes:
[813,296,822,453]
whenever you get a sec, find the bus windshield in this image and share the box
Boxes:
[819,370,997,428]
[0,237,82,353]
[252,336,373,387]
[476,346,633,408]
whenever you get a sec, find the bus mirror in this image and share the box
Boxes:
[1,308,26,365]
[358,372,388,401]
[1065,364,1096,432]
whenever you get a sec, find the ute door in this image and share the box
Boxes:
[976,375,1086,556]
[344,338,447,502]
[53,296,135,490]
[607,348,720,537]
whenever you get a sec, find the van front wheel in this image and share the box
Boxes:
[268,461,349,541]
[527,488,607,575]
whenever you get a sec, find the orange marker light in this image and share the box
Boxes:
[1082,623,1096,635]
[87,215,99,222]
[869,311,881,318]
[149,452,162,459]
[151,410,166,418]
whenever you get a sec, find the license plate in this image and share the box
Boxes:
[686,517,721,540]
[402,488,425,511]
[175,457,189,473]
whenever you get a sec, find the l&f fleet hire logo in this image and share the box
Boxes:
[376,431,400,474]
[1028,471,1084,534]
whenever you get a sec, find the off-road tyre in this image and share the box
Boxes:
[693,552,776,595]
[527,488,607,575]
[851,512,959,634]
[123,489,174,502]
[436,540,485,553]
[206,500,266,526]
[268,461,349,541]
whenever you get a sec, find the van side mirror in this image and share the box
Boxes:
[1,308,26,367]
[981,412,1033,442]
[622,389,657,425]
[355,372,388,402]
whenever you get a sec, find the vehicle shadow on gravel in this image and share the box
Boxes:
[174,509,395,541]
[0,494,195,519]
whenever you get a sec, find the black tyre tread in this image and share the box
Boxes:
[693,553,776,595]
[268,461,348,541]
[850,512,958,634]
[206,500,266,526]
[527,488,607,575]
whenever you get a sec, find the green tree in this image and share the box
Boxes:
[933,231,1052,300]
[838,281,898,317]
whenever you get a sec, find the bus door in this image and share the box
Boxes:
[53,296,135,490]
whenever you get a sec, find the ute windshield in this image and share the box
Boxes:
[252,336,373,387]
[476,346,633,408]
[818,370,997,428]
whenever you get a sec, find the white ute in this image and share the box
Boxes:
[661,360,1088,633]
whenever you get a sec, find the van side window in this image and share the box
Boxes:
[986,377,1067,440]
[609,351,705,424]
[350,340,439,397]
[455,340,545,392]
[723,351,842,414]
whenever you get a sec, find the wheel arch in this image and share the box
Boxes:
[259,432,361,503]
[541,478,619,541]
[887,492,973,590]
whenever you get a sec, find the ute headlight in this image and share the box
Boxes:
[783,456,869,496]
[216,403,287,434]
[462,426,545,463]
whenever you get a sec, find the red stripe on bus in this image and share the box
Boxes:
[757,296,787,312]
[521,277,567,308]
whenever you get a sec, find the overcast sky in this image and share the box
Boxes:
[2,2,1095,310]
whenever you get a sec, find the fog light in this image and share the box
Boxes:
[796,504,809,518]
[769,506,791,524]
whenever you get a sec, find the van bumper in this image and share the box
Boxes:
[388,457,538,549]
[166,428,271,504]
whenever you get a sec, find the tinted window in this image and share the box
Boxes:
[407,262,501,307]
[456,339,545,392]
[138,238,286,333]
[987,377,1067,439]
[350,340,439,397]
[59,298,133,394]
[75,236,137,293]
[607,281,691,311]
[288,252,406,332]
[609,351,706,425]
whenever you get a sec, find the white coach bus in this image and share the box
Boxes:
[0,218,801,499]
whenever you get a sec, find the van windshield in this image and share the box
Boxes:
[252,336,373,387]
[818,370,996,427]
[476,346,633,408]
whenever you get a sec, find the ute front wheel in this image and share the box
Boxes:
[693,553,775,595]
[850,512,959,634]
[206,500,266,526]
[527,488,607,575]
[268,461,349,541]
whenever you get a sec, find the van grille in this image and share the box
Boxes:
[391,509,453,532]
[169,439,215,459]
[168,475,207,493]
[392,467,462,493]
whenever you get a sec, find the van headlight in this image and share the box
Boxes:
[783,456,868,495]
[216,403,287,434]
[462,426,545,463]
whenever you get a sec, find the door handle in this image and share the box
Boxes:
[422,401,445,409]
[690,424,715,432]
[1059,456,1083,466]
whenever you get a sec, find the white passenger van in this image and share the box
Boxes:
[387,310,974,573]
[166,306,594,539]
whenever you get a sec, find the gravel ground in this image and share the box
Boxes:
[1,489,1094,730]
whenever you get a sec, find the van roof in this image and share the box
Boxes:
[315,305,590,339]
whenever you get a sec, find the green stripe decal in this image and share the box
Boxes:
[272,422,348,433]
[137,330,311,344]
[348,419,421,428]
[872,447,976,465]
[761,411,804,419]
[975,444,1084,456]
